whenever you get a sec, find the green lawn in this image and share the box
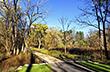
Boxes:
[18,64,52,72]
[78,61,110,72]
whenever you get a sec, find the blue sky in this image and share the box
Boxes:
[44,0,97,36]
[46,0,81,27]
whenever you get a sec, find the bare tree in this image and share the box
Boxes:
[77,0,110,59]
[59,17,72,54]
[0,0,47,55]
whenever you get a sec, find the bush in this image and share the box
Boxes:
[1,52,43,72]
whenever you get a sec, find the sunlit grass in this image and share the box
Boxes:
[18,64,52,72]
[88,61,110,69]
[78,61,110,72]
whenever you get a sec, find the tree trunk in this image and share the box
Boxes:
[64,32,67,54]
[95,6,103,60]
[64,44,67,54]
[98,23,103,60]
[103,21,109,60]
[38,38,41,49]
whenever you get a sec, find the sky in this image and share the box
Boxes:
[0,0,96,36]
[44,0,96,37]
[46,0,81,27]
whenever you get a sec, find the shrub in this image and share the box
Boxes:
[1,52,43,72]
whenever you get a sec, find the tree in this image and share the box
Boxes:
[28,24,48,48]
[44,28,64,49]
[77,0,110,59]
[87,30,99,49]
[59,17,73,53]
[75,31,84,41]
[0,0,47,55]
[106,25,110,50]
[74,31,88,48]
[92,0,110,59]
[63,30,74,48]
[0,19,12,56]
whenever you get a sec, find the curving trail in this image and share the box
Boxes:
[33,52,90,72]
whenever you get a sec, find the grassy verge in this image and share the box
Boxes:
[32,48,77,60]
[18,64,52,72]
[88,61,110,69]
[78,61,110,72]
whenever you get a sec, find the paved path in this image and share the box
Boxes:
[33,52,88,72]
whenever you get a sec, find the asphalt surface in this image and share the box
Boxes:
[34,52,90,72]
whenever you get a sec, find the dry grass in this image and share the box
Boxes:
[1,52,31,72]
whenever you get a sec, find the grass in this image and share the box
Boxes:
[78,61,110,72]
[88,61,110,69]
[32,48,77,60]
[18,64,52,72]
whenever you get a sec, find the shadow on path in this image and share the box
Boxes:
[26,53,35,72]
[34,52,88,72]
[55,62,67,72]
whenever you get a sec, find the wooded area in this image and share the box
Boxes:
[0,0,110,72]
